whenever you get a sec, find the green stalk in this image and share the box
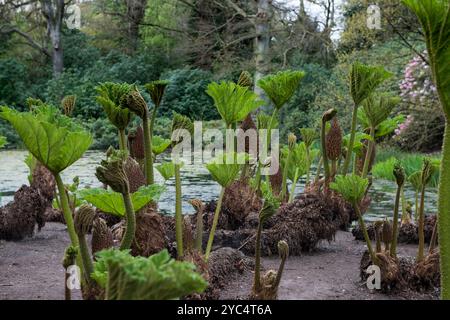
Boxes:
[314,156,323,184]
[361,127,375,178]
[78,234,94,285]
[288,169,299,203]
[414,190,419,221]
[355,204,378,265]
[352,152,358,175]
[118,129,127,151]
[429,220,438,254]
[205,187,225,261]
[390,184,402,258]
[401,188,409,223]
[253,222,263,293]
[175,164,184,258]
[120,192,136,250]
[55,174,79,247]
[438,124,450,299]
[280,148,292,201]
[142,115,154,185]
[263,109,278,184]
[55,174,84,278]
[342,103,358,175]
[417,182,426,262]
[305,147,311,185]
[331,160,337,178]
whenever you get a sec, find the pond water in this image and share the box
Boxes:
[0,150,438,221]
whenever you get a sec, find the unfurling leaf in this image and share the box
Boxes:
[78,184,165,217]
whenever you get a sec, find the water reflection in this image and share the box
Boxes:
[0,150,438,220]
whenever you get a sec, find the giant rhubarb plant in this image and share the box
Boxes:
[121,87,153,184]
[168,113,195,259]
[257,70,304,155]
[403,0,450,299]
[331,174,377,264]
[91,248,207,300]
[417,158,436,262]
[204,152,245,261]
[359,94,400,178]
[0,106,92,254]
[341,63,392,175]
[390,161,405,258]
[95,151,135,250]
[206,81,263,132]
[96,82,132,150]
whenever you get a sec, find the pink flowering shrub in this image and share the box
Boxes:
[392,51,444,152]
[399,52,438,106]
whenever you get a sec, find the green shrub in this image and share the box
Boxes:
[159,69,218,120]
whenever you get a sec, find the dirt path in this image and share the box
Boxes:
[0,223,438,300]
[221,231,438,300]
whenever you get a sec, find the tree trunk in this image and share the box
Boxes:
[125,0,148,54]
[253,0,272,105]
[41,0,65,78]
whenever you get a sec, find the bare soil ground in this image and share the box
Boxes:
[0,223,438,300]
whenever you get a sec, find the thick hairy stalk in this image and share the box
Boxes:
[305,147,311,185]
[78,234,93,284]
[288,169,299,203]
[118,129,127,151]
[314,156,323,184]
[142,115,153,185]
[361,127,375,178]
[175,164,184,258]
[429,220,438,254]
[74,204,96,285]
[62,246,78,301]
[280,146,293,201]
[417,180,427,261]
[205,187,225,261]
[120,192,136,250]
[390,184,402,258]
[436,126,450,298]
[55,174,79,248]
[414,191,419,221]
[342,104,358,175]
[401,188,410,223]
[355,204,378,264]
[273,241,289,290]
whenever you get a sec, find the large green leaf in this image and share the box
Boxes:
[0,107,92,174]
[330,174,369,204]
[155,162,184,180]
[91,249,207,300]
[95,82,133,130]
[257,70,305,110]
[360,94,400,129]
[205,152,247,187]
[78,184,166,217]
[349,62,392,106]
[206,81,263,127]
[403,0,450,116]
[152,136,171,155]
